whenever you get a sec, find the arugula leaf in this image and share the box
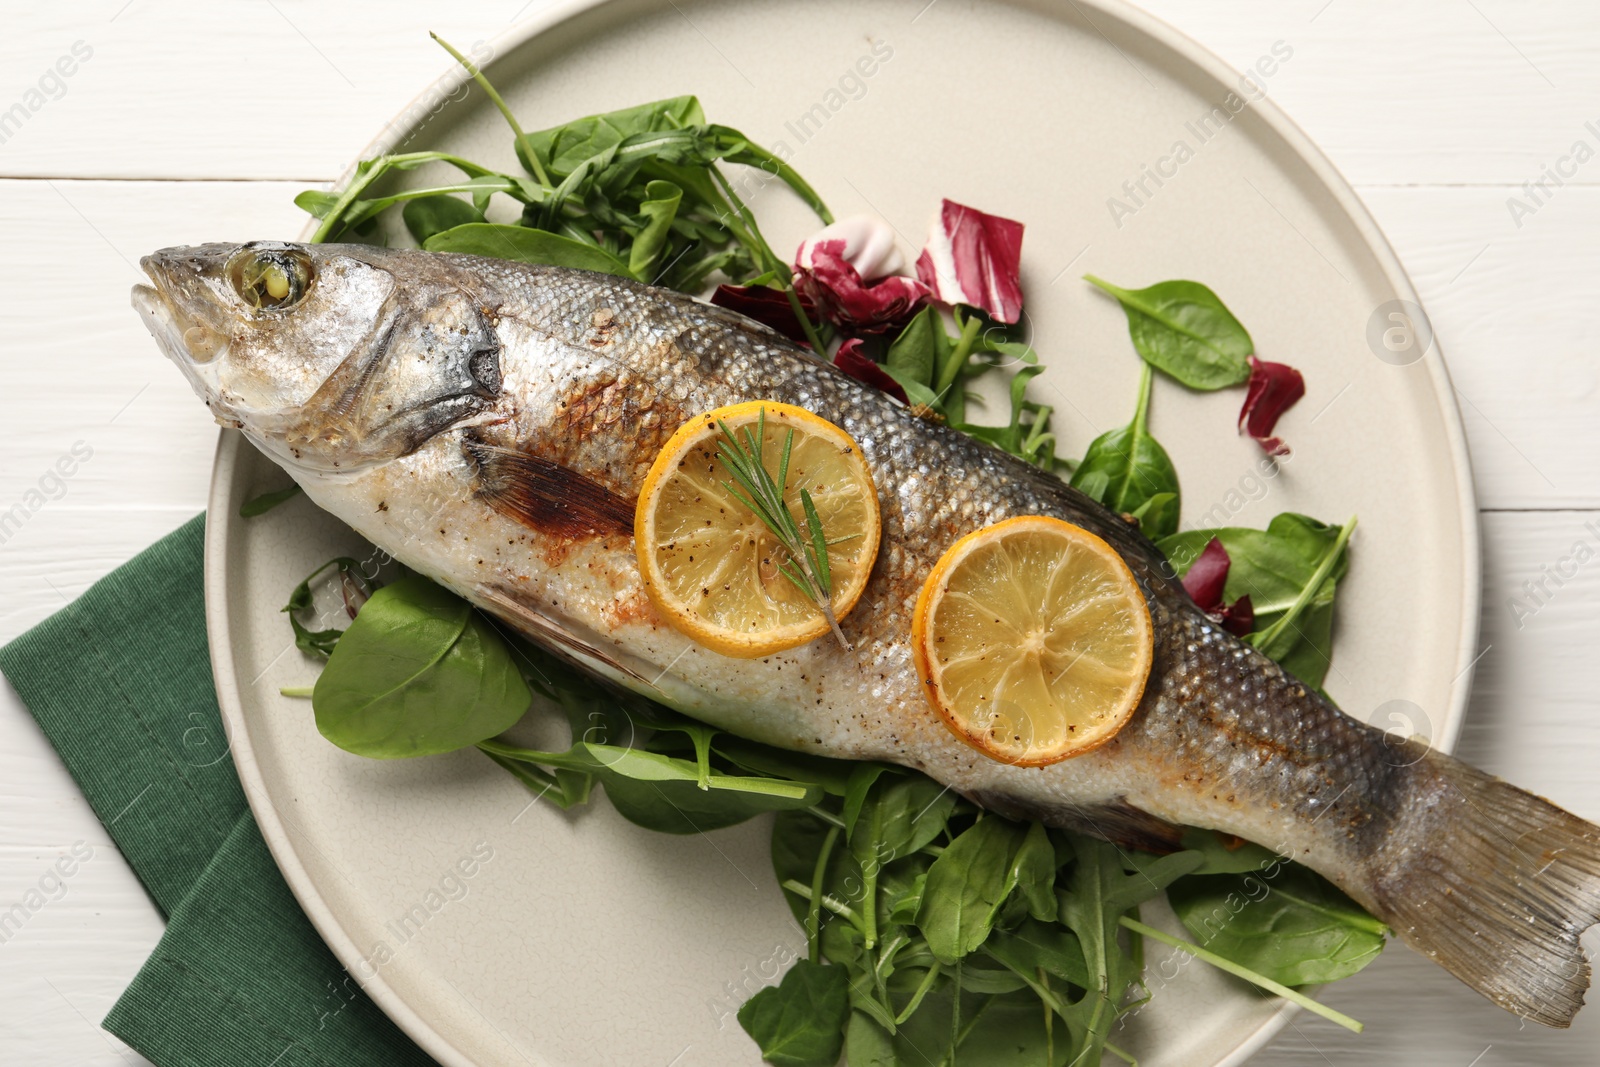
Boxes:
[846,771,959,949]
[737,958,849,1067]
[239,482,303,517]
[982,916,1091,990]
[523,96,706,178]
[482,738,821,833]
[1158,513,1354,690]
[294,189,340,219]
[1054,842,1203,1060]
[597,767,815,834]
[1086,275,1253,390]
[281,556,375,657]
[955,365,1057,471]
[889,986,1073,1067]
[300,150,517,242]
[1132,826,1280,876]
[1167,864,1388,986]
[1070,364,1180,536]
[312,574,530,758]
[713,736,856,797]
[878,307,1058,467]
[771,810,842,927]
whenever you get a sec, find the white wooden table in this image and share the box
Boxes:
[3,2,1597,1064]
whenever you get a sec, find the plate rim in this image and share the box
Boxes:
[204,2,1483,1064]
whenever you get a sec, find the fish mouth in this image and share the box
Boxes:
[133,253,238,422]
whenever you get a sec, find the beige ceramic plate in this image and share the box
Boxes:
[204,1,1481,1064]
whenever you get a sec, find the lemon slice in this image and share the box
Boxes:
[912,515,1153,765]
[635,401,881,658]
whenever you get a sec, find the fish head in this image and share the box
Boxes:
[134,241,504,473]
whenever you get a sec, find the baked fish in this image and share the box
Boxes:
[134,241,1600,1026]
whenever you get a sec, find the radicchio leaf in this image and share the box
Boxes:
[833,338,908,404]
[1238,355,1306,457]
[1182,537,1255,637]
[915,198,1025,324]
[710,284,815,345]
[793,215,929,334]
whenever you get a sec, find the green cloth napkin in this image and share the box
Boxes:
[0,514,437,1067]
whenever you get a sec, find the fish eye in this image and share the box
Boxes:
[227,245,314,311]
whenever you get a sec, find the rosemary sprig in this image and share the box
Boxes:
[714,410,851,650]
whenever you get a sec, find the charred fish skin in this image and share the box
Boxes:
[136,242,1600,1027]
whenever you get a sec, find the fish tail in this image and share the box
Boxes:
[1367,739,1600,1027]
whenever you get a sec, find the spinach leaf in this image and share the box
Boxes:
[1158,513,1354,690]
[1085,275,1253,390]
[1167,864,1388,986]
[917,816,1029,963]
[848,771,956,868]
[1069,364,1180,536]
[883,306,941,400]
[1005,822,1058,922]
[627,179,683,278]
[402,194,485,245]
[1129,491,1178,539]
[737,958,848,1067]
[239,482,302,517]
[844,1010,896,1067]
[312,574,531,758]
[294,189,340,220]
[424,223,633,278]
[841,763,889,835]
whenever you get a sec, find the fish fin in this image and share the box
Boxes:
[968,790,1186,854]
[1370,742,1600,1028]
[465,439,634,538]
[475,585,658,690]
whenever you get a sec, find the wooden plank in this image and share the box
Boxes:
[0,1,538,180]
[0,179,304,548]
[0,0,1597,184]
[1361,185,1600,508]
[1138,0,1600,187]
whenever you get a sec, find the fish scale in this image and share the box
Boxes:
[136,240,1600,1028]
